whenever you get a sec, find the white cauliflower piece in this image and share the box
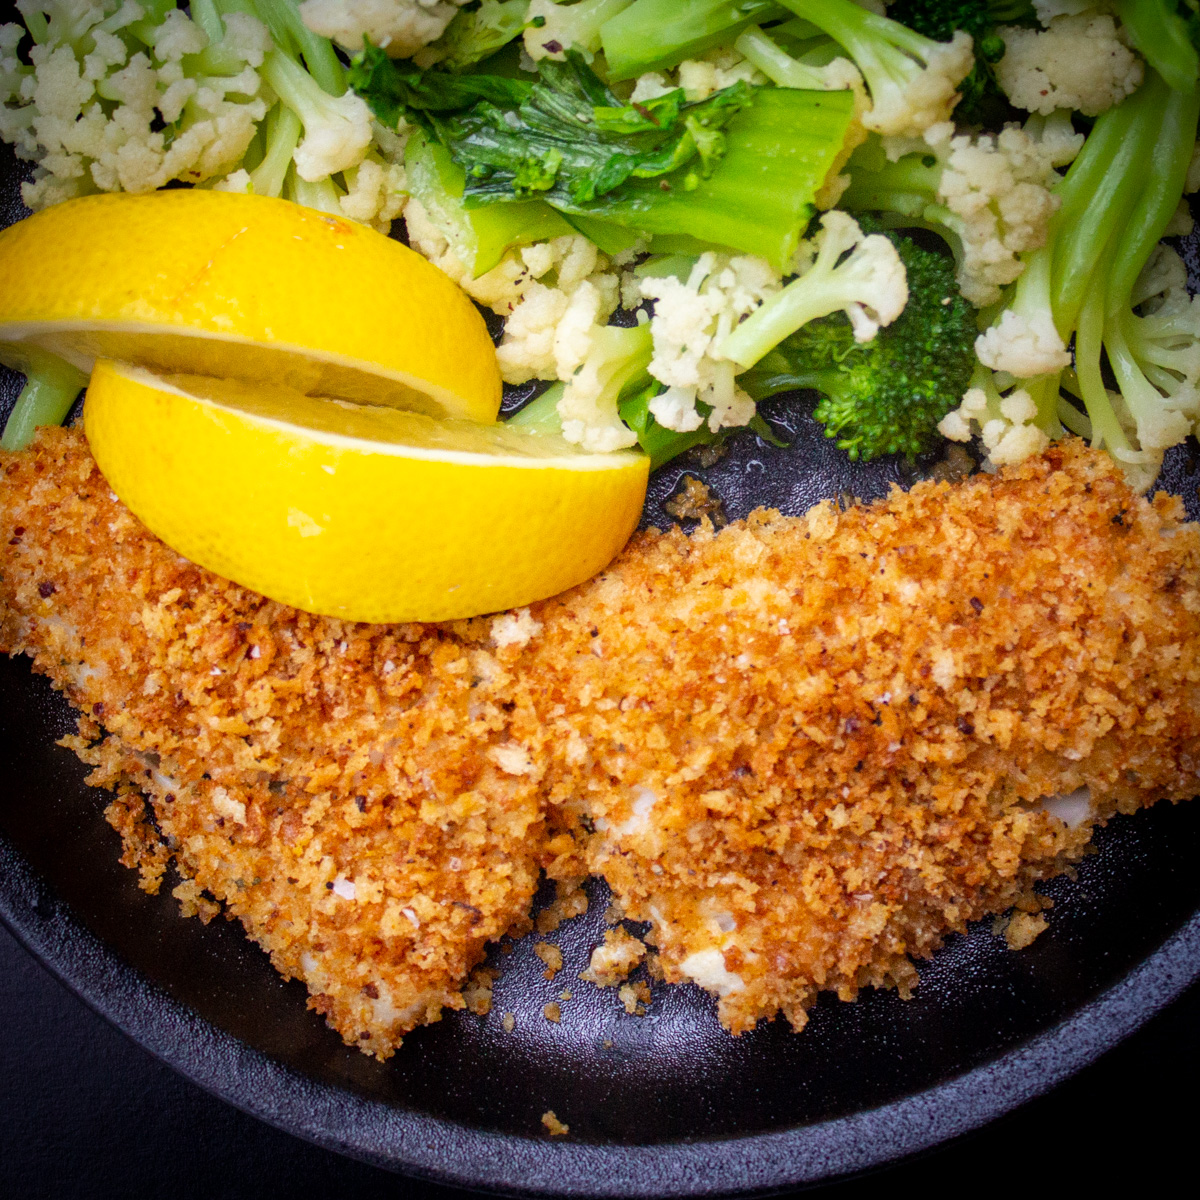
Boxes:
[299,0,471,59]
[1,2,272,210]
[630,72,676,102]
[1032,0,1096,24]
[406,222,622,388]
[975,309,1071,378]
[938,385,1050,467]
[676,46,764,102]
[338,156,408,231]
[996,13,1143,117]
[557,320,646,453]
[933,123,1076,307]
[639,253,779,432]
[860,31,974,140]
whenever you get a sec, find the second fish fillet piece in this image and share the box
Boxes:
[519,441,1200,1031]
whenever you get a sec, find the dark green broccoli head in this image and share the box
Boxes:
[888,0,1037,125]
[740,233,978,462]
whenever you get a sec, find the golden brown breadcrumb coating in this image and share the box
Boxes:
[2,429,1199,1053]
[0,428,547,1059]
[524,439,1200,1031]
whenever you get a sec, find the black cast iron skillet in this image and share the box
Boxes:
[2,76,1200,1197]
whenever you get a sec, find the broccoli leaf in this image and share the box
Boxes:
[346,41,532,129]
[430,51,752,204]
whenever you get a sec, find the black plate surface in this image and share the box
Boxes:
[2,59,1200,1195]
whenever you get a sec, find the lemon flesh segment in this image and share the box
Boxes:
[83,361,649,624]
[0,191,501,424]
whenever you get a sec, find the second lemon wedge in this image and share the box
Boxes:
[83,360,649,623]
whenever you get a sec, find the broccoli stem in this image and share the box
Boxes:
[406,130,577,276]
[1112,0,1199,94]
[245,0,346,96]
[1071,257,1134,459]
[287,169,344,215]
[250,103,303,197]
[601,0,787,80]
[776,0,937,69]
[1050,78,1163,334]
[507,383,566,434]
[1103,78,1200,318]
[534,87,856,271]
[0,356,88,452]
[259,48,354,170]
[189,0,226,44]
[733,25,833,89]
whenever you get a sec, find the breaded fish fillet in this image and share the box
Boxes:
[525,440,1200,1032]
[2,430,1199,1052]
[0,428,549,1059]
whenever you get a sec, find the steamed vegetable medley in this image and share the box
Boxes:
[4,0,1200,491]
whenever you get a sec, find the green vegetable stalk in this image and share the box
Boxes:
[0,350,88,452]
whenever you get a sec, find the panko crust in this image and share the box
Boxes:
[2,430,1199,1049]
[523,440,1200,1030]
[0,428,546,1059]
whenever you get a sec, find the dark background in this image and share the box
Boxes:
[1,918,1195,1199]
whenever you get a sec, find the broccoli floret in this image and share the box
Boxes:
[887,0,1036,125]
[738,231,976,460]
[776,0,974,138]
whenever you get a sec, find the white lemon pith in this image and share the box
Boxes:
[83,361,649,623]
[0,190,501,423]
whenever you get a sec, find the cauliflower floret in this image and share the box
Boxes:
[1,3,273,210]
[975,309,1072,378]
[405,220,623,388]
[299,0,471,59]
[638,253,779,433]
[403,195,534,313]
[338,155,408,231]
[996,13,1143,118]
[938,386,1050,468]
[629,71,676,102]
[931,122,1079,307]
[1032,0,1095,23]
[862,31,974,140]
[676,46,765,102]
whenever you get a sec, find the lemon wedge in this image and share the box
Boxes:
[83,360,649,623]
[0,190,500,423]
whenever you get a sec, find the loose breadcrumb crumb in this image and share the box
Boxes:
[579,928,647,987]
[534,941,564,980]
[502,1012,516,1033]
[998,911,1050,950]
[542,1001,562,1023]
[541,1110,569,1136]
[618,979,652,1016]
